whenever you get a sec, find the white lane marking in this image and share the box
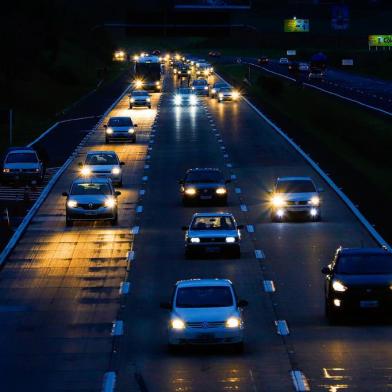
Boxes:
[255,249,265,259]
[275,320,289,336]
[217,72,391,251]
[102,372,116,392]
[240,204,248,212]
[220,146,226,150]
[291,370,310,392]
[142,176,148,182]
[127,251,135,261]
[224,153,229,158]
[148,147,153,151]
[231,174,237,180]
[59,115,103,124]
[263,280,275,292]
[246,224,254,233]
[136,205,143,213]
[111,320,124,336]
[235,187,241,194]
[27,122,59,147]
[119,282,130,295]
[226,163,233,168]
[144,164,150,169]
[149,140,155,144]
[139,189,146,196]
[131,226,140,235]
[146,155,151,160]
[218,139,223,143]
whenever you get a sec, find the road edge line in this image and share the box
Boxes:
[216,72,391,251]
[0,84,130,267]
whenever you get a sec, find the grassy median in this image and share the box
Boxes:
[217,63,392,240]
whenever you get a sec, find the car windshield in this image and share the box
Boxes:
[220,88,232,93]
[71,183,112,195]
[186,170,223,183]
[178,88,192,95]
[214,83,227,89]
[191,216,235,230]
[85,154,118,165]
[108,118,132,127]
[132,91,147,96]
[193,80,207,86]
[6,152,38,163]
[276,180,315,193]
[176,286,233,308]
[336,254,392,275]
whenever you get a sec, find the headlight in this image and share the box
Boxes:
[81,167,91,176]
[35,168,40,172]
[155,81,160,86]
[309,196,320,206]
[226,317,241,328]
[146,97,151,102]
[185,188,196,195]
[187,70,191,74]
[112,167,121,175]
[171,319,185,330]
[67,200,77,208]
[191,86,195,90]
[204,86,208,90]
[128,128,135,134]
[174,95,182,105]
[332,280,347,292]
[3,168,10,173]
[232,91,240,99]
[219,93,223,98]
[272,195,285,207]
[104,198,116,208]
[174,69,177,73]
[189,95,197,105]
[106,128,113,134]
[225,237,236,243]
[216,187,226,195]
[210,67,214,72]
[130,98,135,103]
[212,89,216,94]
[135,80,143,88]
[190,237,200,243]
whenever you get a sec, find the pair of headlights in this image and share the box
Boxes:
[171,316,241,330]
[106,128,134,134]
[190,237,236,243]
[130,97,150,103]
[271,195,320,207]
[81,167,121,177]
[185,187,226,195]
[67,197,116,209]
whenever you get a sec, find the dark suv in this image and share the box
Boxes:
[179,168,230,206]
[322,247,392,322]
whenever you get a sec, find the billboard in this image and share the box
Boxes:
[284,19,309,33]
[368,35,392,47]
[174,0,251,9]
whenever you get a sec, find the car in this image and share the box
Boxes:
[176,64,191,79]
[2,147,45,184]
[129,90,151,109]
[160,278,247,350]
[79,151,125,187]
[62,177,120,227]
[210,82,229,98]
[195,63,212,77]
[191,79,209,96]
[104,116,137,143]
[279,57,289,64]
[174,87,197,106]
[217,87,240,102]
[298,62,310,72]
[269,176,322,221]
[208,51,221,57]
[258,56,269,64]
[322,247,392,322]
[182,212,243,258]
[179,168,230,206]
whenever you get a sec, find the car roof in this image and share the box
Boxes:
[72,177,112,185]
[86,150,117,155]
[176,278,233,288]
[338,247,391,256]
[187,167,222,172]
[6,148,36,155]
[192,79,207,83]
[192,212,234,218]
[109,116,132,120]
[277,176,313,182]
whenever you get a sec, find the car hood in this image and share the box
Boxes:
[173,306,237,322]
[185,182,224,189]
[336,273,392,287]
[68,194,110,203]
[283,192,318,202]
[133,96,149,100]
[188,230,238,238]
[109,126,132,131]
[4,163,40,169]
[87,165,118,172]
[193,85,207,89]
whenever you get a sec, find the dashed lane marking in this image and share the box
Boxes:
[131,226,140,235]
[111,320,124,336]
[246,224,254,233]
[291,370,310,392]
[235,188,241,194]
[102,372,116,392]
[263,280,276,293]
[255,249,265,259]
[240,204,248,212]
[136,205,143,213]
[119,282,130,295]
[275,320,290,336]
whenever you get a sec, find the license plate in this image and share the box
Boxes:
[198,333,214,340]
[85,211,98,215]
[206,246,220,253]
[200,196,212,200]
[360,300,379,308]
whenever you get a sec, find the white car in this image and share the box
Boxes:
[129,90,151,109]
[279,57,289,64]
[191,79,209,96]
[269,176,323,221]
[174,87,197,106]
[104,116,137,143]
[79,151,124,187]
[217,87,240,102]
[161,279,247,350]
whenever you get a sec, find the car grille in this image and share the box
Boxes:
[186,321,226,328]
[286,201,308,206]
[78,203,103,210]
[199,188,215,196]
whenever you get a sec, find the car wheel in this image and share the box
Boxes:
[66,217,73,227]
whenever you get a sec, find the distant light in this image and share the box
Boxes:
[293,16,297,20]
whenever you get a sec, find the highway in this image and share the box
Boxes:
[1,68,391,392]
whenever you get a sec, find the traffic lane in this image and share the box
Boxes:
[115,84,294,391]
[0,92,156,390]
[205,89,392,390]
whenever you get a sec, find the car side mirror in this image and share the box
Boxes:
[62,192,68,197]
[115,191,121,196]
[160,302,172,310]
[237,225,244,230]
[134,124,138,128]
[181,226,188,231]
[103,124,107,129]
[120,162,125,166]
[238,299,248,308]
[321,266,331,274]
[225,179,231,184]
[78,162,83,167]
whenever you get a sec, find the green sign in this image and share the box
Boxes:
[284,19,309,33]
[369,35,392,47]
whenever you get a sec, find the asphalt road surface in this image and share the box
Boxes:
[0,69,391,392]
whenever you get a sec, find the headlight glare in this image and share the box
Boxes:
[190,237,200,243]
[232,91,240,99]
[112,167,121,175]
[81,167,91,176]
[174,95,182,105]
[128,128,135,134]
[332,280,347,292]
[225,237,236,243]
[272,195,285,207]
[185,188,196,195]
[171,319,185,330]
[67,200,77,208]
[106,128,113,134]
[226,317,241,328]
[216,187,226,195]
[309,196,320,206]
[104,198,116,208]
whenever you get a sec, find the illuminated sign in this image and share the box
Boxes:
[284,19,309,33]
[368,35,392,47]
